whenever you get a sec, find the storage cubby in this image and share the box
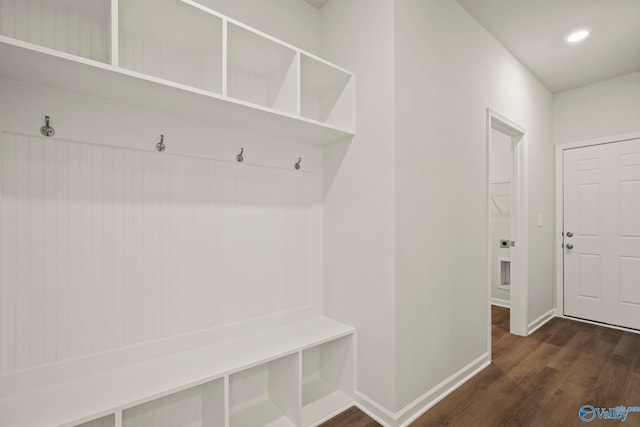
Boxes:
[230,354,300,427]
[300,54,353,130]
[122,379,225,427]
[227,23,298,114]
[75,414,115,427]
[119,0,223,94]
[0,0,111,63]
[302,336,354,426]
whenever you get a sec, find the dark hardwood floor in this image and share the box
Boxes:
[321,305,640,427]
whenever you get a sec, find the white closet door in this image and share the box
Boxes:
[563,138,640,330]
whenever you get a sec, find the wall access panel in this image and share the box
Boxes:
[119,0,223,94]
[0,0,111,63]
[300,54,353,131]
[122,379,225,427]
[229,354,300,427]
[227,23,298,114]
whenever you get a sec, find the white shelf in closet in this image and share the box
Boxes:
[119,0,223,94]
[0,316,354,427]
[0,36,350,144]
[301,336,354,426]
[229,355,299,427]
[122,378,225,427]
[300,54,354,131]
[0,0,355,144]
[0,0,112,63]
[227,23,298,114]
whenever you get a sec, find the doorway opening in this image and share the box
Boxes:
[486,109,528,354]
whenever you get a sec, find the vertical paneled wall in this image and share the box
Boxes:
[0,0,110,63]
[1,133,313,373]
[123,379,225,427]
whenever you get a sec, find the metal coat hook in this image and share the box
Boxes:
[40,115,55,137]
[236,148,244,162]
[156,135,166,152]
[294,157,302,170]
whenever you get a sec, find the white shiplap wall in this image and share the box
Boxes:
[1,133,313,373]
[0,0,110,63]
[122,379,225,427]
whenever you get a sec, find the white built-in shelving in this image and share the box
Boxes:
[302,336,354,426]
[119,0,224,94]
[0,0,355,144]
[227,23,298,114]
[300,54,354,131]
[0,317,355,427]
[230,355,299,427]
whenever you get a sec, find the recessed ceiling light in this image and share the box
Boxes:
[566,30,590,43]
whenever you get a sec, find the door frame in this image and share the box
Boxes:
[486,108,528,341]
[555,131,640,320]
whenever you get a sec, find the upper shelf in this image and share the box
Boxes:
[0,0,355,145]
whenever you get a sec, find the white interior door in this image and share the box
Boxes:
[563,138,640,330]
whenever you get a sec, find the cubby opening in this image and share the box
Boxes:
[227,23,298,114]
[122,379,225,427]
[0,0,111,63]
[230,354,299,427]
[119,0,223,94]
[300,54,353,130]
[75,414,115,427]
[302,336,353,426]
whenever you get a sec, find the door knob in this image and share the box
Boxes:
[566,231,574,237]
[566,243,574,250]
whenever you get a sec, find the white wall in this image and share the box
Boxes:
[393,0,554,411]
[554,71,640,144]
[490,129,512,304]
[320,0,398,413]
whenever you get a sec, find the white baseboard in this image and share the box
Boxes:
[491,298,510,308]
[527,308,556,335]
[354,352,491,427]
[354,392,396,427]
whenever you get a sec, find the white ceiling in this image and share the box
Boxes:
[456,0,640,93]
[304,0,329,9]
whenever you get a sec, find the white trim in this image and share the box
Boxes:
[354,392,396,427]
[491,298,510,308]
[559,315,640,335]
[555,132,640,321]
[527,309,556,335]
[556,131,640,151]
[353,353,491,427]
[396,353,490,427]
[486,108,528,340]
[555,144,564,318]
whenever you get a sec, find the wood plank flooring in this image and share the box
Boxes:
[321,306,640,427]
